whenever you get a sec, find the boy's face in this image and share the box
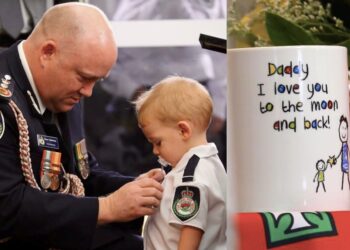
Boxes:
[141,118,189,167]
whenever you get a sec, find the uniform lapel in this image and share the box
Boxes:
[3,42,79,174]
[4,41,41,118]
[4,43,76,172]
[57,112,75,172]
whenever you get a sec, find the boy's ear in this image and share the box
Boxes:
[177,121,192,140]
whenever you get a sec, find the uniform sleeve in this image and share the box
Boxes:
[83,151,135,196]
[168,183,208,231]
[73,101,135,197]
[0,104,98,249]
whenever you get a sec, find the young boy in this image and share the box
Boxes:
[134,76,227,250]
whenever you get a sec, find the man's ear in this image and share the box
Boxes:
[177,121,192,140]
[40,41,57,65]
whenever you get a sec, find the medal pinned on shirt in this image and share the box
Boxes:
[40,150,62,191]
[74,139,89,179]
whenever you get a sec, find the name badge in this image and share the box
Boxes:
[37,134,59,149]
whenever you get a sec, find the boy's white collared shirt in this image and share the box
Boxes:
[143,142,227,250]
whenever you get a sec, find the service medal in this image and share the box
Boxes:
[74,139,90,179]
[40,150,62,190]
[78,159,89,179]
[50,174,60,191]
[41,172,51,190]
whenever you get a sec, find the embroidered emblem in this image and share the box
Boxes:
[37,134,59,149]
[0,111,5,139]
[172,186,200,221]
[74,139,90,179]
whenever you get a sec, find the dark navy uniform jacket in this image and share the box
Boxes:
[0,43,136,249]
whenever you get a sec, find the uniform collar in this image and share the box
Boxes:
[186,142,218,158]
[173,143,218,172]
[17,41,46,115]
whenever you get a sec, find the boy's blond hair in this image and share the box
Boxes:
[134,76,213,132]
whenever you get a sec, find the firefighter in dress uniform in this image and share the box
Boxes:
[0,3,163,249]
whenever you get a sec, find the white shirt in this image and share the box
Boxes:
[143,143,227,250]
[18,41,45,115]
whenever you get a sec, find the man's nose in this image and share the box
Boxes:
[79,82,95,97]
[153,147,159,156]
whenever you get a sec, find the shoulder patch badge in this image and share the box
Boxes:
[172,185,200,221]
[0,110,5,139]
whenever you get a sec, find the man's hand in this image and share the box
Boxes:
[98,178,163,224]
[136,168,165,182]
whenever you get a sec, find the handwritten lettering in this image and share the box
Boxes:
[256,61,338,133]
[268,62,309,80]
[307,82,328,99]
[282,101,303,113]
[257,83,265,96]
[273,117,296,132]
[310,99,338,112]
[274,82,300,95]
[260,102,274,113]
[304,116,330,129]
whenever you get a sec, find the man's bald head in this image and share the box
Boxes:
[29,2,116,50]
[23,3,118,113]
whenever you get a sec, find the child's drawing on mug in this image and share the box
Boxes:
[334,115,350,190]
[313,159,329,192]
[314,115,350,193]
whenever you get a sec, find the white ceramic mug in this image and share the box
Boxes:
[228,46,350,212]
